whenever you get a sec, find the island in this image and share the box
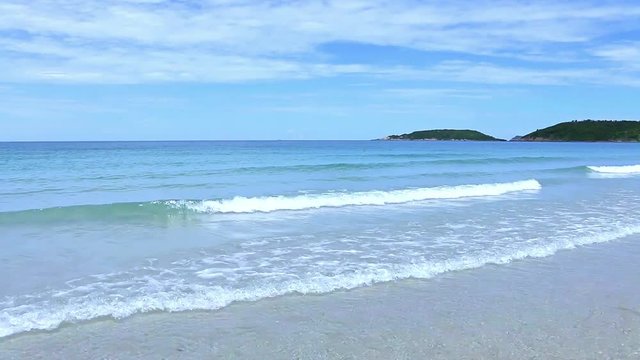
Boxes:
[384,129,505,141]
[516,120,640,142]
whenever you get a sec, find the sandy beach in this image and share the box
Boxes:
[2,235,639,359]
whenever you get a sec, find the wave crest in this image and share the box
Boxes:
[174,180,542,214]
[587,164,640,174]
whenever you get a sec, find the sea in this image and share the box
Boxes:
[1,140,639,340]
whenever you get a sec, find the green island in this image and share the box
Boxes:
[516,120,640,142]
[384,129,504,141]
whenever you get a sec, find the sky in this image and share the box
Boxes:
[1,0,640,141]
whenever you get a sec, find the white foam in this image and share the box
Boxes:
[175,180,542,214]
[587,164,640,174]
[1,223,638,339]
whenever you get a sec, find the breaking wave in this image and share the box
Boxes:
[587,164,640,174]
[0,180,541,223]
[173,180,542,214]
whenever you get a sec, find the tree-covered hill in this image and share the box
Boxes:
[518,120,640,142]
[385,129,504,141]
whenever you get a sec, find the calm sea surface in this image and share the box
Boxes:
[1,140,639,338]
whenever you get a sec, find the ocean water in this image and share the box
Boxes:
[1,140,639,339]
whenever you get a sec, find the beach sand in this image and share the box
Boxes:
[2,236,639,359]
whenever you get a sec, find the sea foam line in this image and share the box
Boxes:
[172,179,542,214]
[1,223,638,339]
[587,164,640,174]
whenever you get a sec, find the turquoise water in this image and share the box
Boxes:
[1,141,639,338]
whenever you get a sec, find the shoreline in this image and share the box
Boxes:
[2,236,639,359]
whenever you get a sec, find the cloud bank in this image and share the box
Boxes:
[1,0,639,85]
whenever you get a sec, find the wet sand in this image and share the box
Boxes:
[2,236,640,359]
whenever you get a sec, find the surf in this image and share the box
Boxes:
[1,223,638,339]
[587,164,640,174]
[173,179,542,214]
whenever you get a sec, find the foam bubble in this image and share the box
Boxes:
[174,180,542,214]
[1,223,638,339]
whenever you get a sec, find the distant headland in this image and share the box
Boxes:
[383,129,505,141]
[382,120,640,142]
[514,120,640,142]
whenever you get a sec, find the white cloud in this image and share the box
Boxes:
[383,88,495,100]
[364,61,640,87]
[1,0,640,84]
[592,42,640,69]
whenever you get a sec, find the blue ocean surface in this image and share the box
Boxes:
[0,140,639,337]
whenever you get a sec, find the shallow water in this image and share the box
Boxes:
[3,236,640,359]
[1,140,639,338]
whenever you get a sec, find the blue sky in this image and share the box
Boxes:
[1,0,640,141]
